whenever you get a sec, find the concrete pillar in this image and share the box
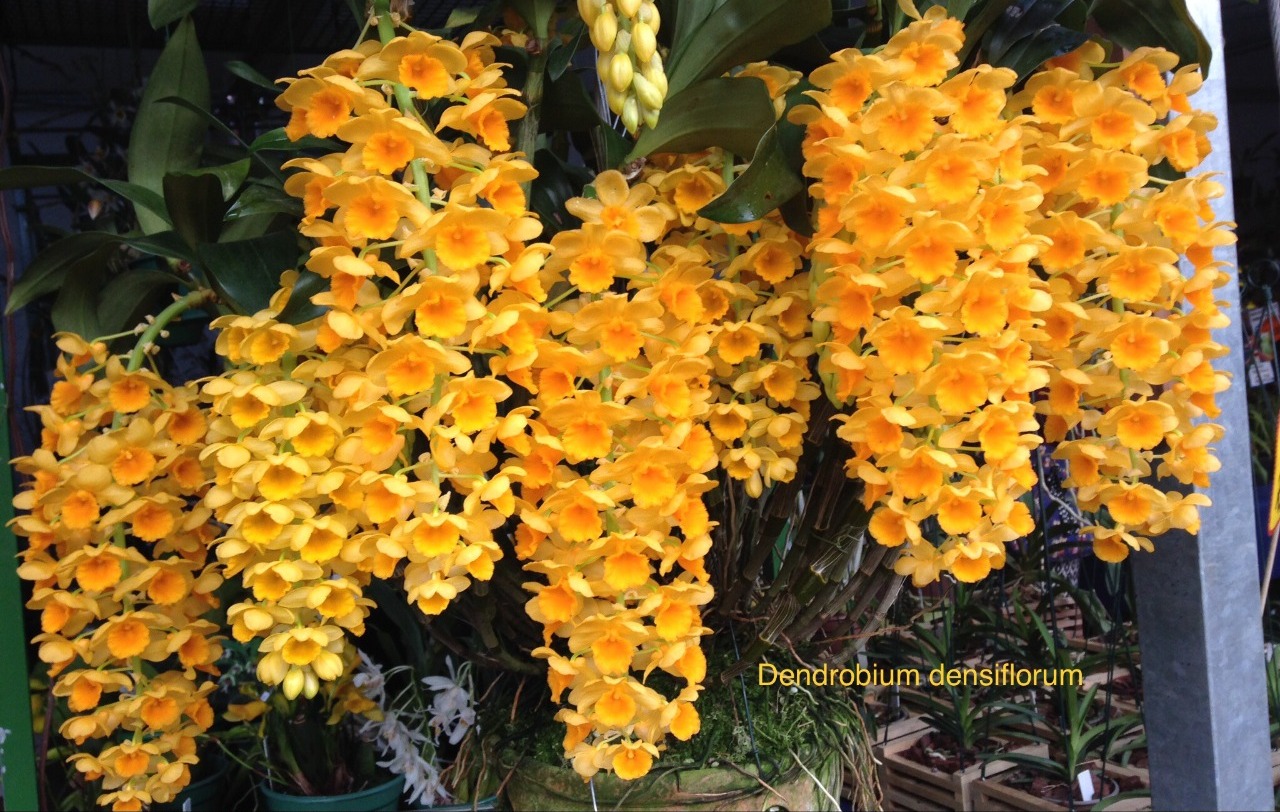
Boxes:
[1131,2,1274,809]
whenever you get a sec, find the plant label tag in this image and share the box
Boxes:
[1077,770,1096,803]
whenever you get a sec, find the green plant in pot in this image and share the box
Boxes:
[219,651,405,812]
[981,637,1145,809]
[892,620,1026,771]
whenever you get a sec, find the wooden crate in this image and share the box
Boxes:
[1066,635,1142,664]
[970,759,1148,811]
[1084,667,1142,717]
[874,727,1028,812]
[870,710,933,748]
[1001,593,1085,634]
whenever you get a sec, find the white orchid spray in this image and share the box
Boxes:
[354,652,447,807]
[423,657,476,747]
[353,652,479,807]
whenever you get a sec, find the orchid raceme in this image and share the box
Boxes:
[579,0,669,132]
[13,335,223,811]
[802,8,1231,582]
[10,3,1235,799]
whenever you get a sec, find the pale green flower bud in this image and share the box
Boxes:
[621,96,641,133]
[632,72,664,110]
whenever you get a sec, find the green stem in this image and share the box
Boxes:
[125,289,215,375]
[723,153,739,260]
[517,48,549,197]
[375,0,434,207]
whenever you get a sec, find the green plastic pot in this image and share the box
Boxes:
[258,775,406,812]
[152,757,230,812]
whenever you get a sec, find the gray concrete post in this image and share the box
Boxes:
[1131,2,1274,809]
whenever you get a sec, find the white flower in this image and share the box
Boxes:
[424,657,476,746]
[354,653,450,806]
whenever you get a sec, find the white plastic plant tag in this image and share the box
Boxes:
[1077,769,1096,803]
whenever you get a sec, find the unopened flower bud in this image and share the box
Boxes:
[639,0,659,27]
[643,56,668,96]
[590,8,618,52]
[577,0,603,25]
[283,668,305,700]
[608,53,635,94]
[632,72,664,110]
[632,22,656,63]
[605,85,628,115]
[303,670,319,699]
[642,103,661,130]
[621,96,641,134]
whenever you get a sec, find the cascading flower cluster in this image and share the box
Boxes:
[12,333,223,811]
[579,0,668,132]
[515,63,835,779]
[800,8,1231,583]
[209,25,532,703]
[10,4,1238,801]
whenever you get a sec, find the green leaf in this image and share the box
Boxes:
[667,0,729,56]
[128,16,211,234]
[507,0,555,37]
[771,34,834,75]
[956,0,1019,65]
[0,166,171,223]
[6,232,121,314]
[698,127,804,223]
[988,751,1069,778]
[779,190,813,236]
[157,96,250,151]
[443,6,488,29]
[0,166,92,191]
[593,123,631,171]
[249,128,335,153]
[986,0,1075,62]
[96,270,181,335]
[542,72,607,132]
[665,0,833,96]
[1058,0,1088,31]
[147,0,198,28]
[945,0,982,19]
[629,77,775,160]
[996,23,1088,81]
[365,581,428,671]
[51,267,107,339]
[197,159,252,200]
[1092,792,1154,812]
[197,231,300,315]
[1090,0,1211,74]
[225,59,279,93]
[164,172,229,248]
[531,148,595,237]
[276,270,329,325]
[547,18,585,81]
[123,231,198,263]
[226,182,301,220]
